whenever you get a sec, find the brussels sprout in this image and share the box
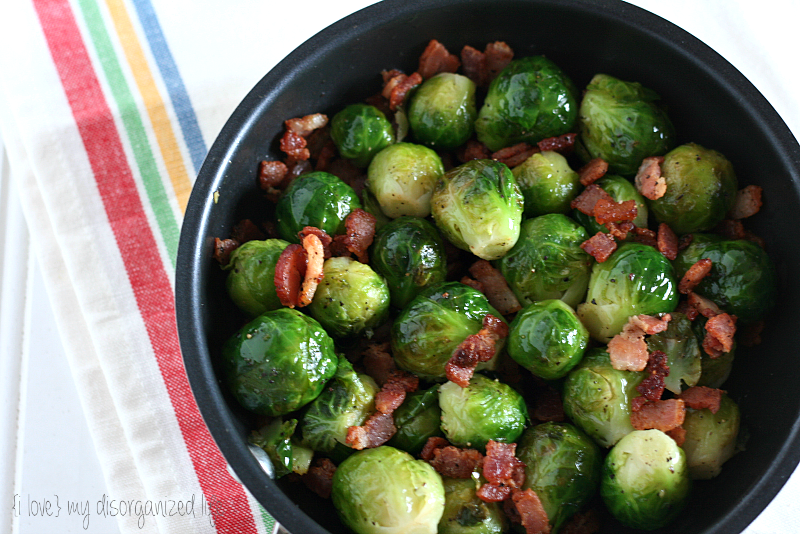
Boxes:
[370,216,448,309]
[301,356,379,455]
[600,429,691,530]
[439,374,528,450]
[308,256,390,338]
[697,343,735,389]
[682,393,741,479]
[512,150,581,217]
[516,422,602,532]
[330,103,395,167]
[221,308,337,416]
[387,386,444,456]
[646,312,702,394]
[647,143,738,234]
[408,73,477,150]
[249,418,300,478]
[366,142,444,218]
[562,348,645,448]
[331,446,445,534]
[431,159,523,261]
[577,242,678,342]
[674,234,777,323]
[496,214,592,309]
[391,282,506,380]
[361,186,392,232]
[275,171,362,243]
[224,239,289,317]
[507,299,589,380]
[439,476,508,534]
[576,74,676,176]
[475,56,579,152]
[572,175,648,236]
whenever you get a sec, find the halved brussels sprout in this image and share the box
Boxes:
[330,103,395,167]
[646,312,702,394]
[221,308,337,416]
[600,429,691,530]
[250,418,302,478]
[371,216,448,310]
[275,171,362,243]
[577,242,678,342]
[388,385,444,456]
[308,256,390,338]
[475,56,578,151]
[496,213,592,309]
[572,174,648,236]
[438,476,508,534]
[431,159,523,261]
[512,150,581,217]
[224,239,289,317]
[562,348,645,448]
[366,142,444,218]
[439,374,528,451]
[507,299,589,380]
[682,393,741,479]
[648,143,738,234]
[516,422,602,532]
[391,282,505,381]
[576,73,676,176]
[331,446,445,534]
[408,73,477,150]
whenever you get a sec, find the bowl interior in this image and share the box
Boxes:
[176,1,800,533]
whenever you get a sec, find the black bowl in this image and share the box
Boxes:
[176,1,800,532]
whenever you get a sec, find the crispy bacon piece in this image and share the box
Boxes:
[478,483,512,502]
[259,160,289,193]
[457,139,491,163]
[512,489,551,534]
[578,158,608,186]
[446,314,508,387]
[605,221,635,240]
[468,260,522,315]
[674,300,699,321]
[728,185,763,219]
[484,41,514,80]
[213,237,239,266]
[678,386,724,414]
[274,244,306,308]
[634,156,666,200]
[629,313,671,335]
[570,184,613,216]
[280,130,309,160]
[482,441,525,489]
[460,275,485,293]
[637,350,669,402]
[387,71,423,111]
[703,313,737,358]
[679,258,713,294]
[334,208,376,263]
[298,233,325,307]
[375,371,419,413]
[492,142,540,168]
[593,198,638,225]
[418,39,460,79]
[361,341,396,386]
[302,458,336,499]
[298,226,333,258]
[633,226,658,248]
[420,436,451,461]
[580,232,617,263]
[537,133,577,155]
[687,291,722,318]
[678,233,694,251]
[429,446,484,479]
[286,158,313,181]
[460,45,489,87]
[666,426,687,447]
[608,321,648,372]
[657,223,679,260]
[345,412,395,450]
[285,113,328,137]
[630,398,686,432]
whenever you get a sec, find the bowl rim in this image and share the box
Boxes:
[176,1,800,532]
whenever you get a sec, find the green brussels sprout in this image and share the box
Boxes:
[647,143,738,234]
[507,299,589,380]
[301,356,379,455]
[475,56,579,152]
[431,159,523,261]
[391,282,506,380]
[330,103,395,167]
[572,175,648,236]
[408,73,477,150]
[682,393,741,479]
[223,239,289,317]
[496,214,592,309]
[674,234,777,323]
[250,418,302,478]
[366,142,444,218]
[331,446,445,534]
[361,186,392,232]
[562,348,645,448]
[576,73,676,176]
[646,312,702,394]
[600,429,691,530]
[697,343,735,389]
[388,386,444,456]
[275,171,362,243]
[308,256,390,338]
[438,476,508,534]
[577,242,678,342]
[516,422,602,532]
[512,150,581,217]
[439,374,528,451]
[370,216,448,309]
[221,308,337,416]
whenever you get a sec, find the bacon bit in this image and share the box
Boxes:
[332,208,375,263]
[285,113,328,137]
[715,219,746,240]
[674,300,699,321]
[593,198,638,225]
[608,322,648,372]
[537,133,577,155]
[430,446,484,479]
[274,244,306,308]
[418,39,460,79]
[678,386,724,414]
[634,156,666,200]
[632,226,658,248]
[630,398,686,432]
[446,314,508,387]
[460,45,489,87]
[420,436,451,461]
[286,158,313,182]
[259,160,288,193]
[678,233,694,251]
[512,489,551,534]
[388,72,423,111]
[484,41,514,80]
[531,384,565,423]
[361,341,396,386]
[578,158,608,186]
[213,237,239,266]
[302,458,336,499]
[679,258,713,294]
[687,291,722,318]
[580,232,617,263]
[570,184,613,216]
[482,441,525,488]
[306,125,332,161]
[298,226,333,258]
[740,320,765,347]
[457,139,491,163]
[297,233,325,307]
[468,260,522,315]
[478,483,513,502]
[364,92,392,118]
[629,314,672,335]
[375,371,419,414]
[657,223,679,260]
[728,185,763,219]
[346,412,395,450]
[704,313,737,357]
[636,350,669,402]
[560,507,601,534]
[605,221,635,240]
[666,426,687,447]
[460,275,486,293]
[492,142,540,168]
[280,130,309,161]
